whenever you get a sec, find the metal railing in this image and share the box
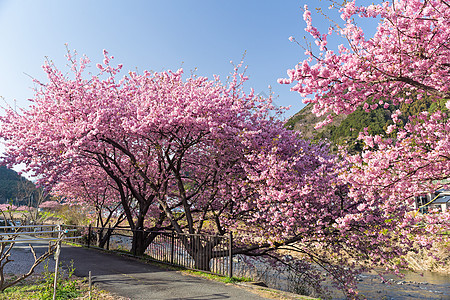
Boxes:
[0,224,82,300]
[147,231,233,277]
[62,225,234,277]
[0,224,81,243]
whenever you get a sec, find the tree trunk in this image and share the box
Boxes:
[97,227,113,249]
[131,230,146,256]
[131,230,159,256]
[185,235,212,271]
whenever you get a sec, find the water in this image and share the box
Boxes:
[232,256,450,299]
[284,269,450,299]
[346,270,450,300]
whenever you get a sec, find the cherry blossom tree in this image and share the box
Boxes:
[0,50,291,258]
[280,0,450,295]
[281,0,450,207]
[0,204,16,212]
[1,45,440,297]
[280,0,450,126]
[52,164,128,248]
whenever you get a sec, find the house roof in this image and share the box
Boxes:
[434,195,450,204]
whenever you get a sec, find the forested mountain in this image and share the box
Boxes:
[286,97,449,153]
[0,166,37,205]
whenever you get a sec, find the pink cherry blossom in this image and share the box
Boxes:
[280,0,450,296]
[39,201,61,209]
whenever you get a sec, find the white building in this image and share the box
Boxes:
[414,189,450,213]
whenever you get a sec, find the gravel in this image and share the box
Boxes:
[3,236,62,276]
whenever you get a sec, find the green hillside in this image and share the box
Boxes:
[0,166,37,205]
[286,97,448,153]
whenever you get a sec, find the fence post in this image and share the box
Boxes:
[228,231,233,278]
[87,224,91,248]
[133,228,137,256]
[106,225,111,251]
[53,224,62,300]
[170,230,175,265]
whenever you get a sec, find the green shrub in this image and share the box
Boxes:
[37,261,80,300]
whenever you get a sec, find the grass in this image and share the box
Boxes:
[0,262,122,300]
[62,240,83,248]
[0,275,89,299]
[0,275,123,300]
[182,270,252,283]
[0,282,39,299]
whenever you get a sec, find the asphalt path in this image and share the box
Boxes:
[53,244,269,300]
[5,236,273,299]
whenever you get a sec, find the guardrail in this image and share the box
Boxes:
[0,224,81,243]
[0,224,82,300]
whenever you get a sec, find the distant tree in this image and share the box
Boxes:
[0,167,37,204]
[52,164,128,248]
[38,200,61,210]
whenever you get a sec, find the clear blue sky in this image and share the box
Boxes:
[0,0,357,119]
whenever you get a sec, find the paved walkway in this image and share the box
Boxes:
[53,245,269,300]
[7,237,293,299]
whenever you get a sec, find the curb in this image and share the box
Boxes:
[234,282,319,300]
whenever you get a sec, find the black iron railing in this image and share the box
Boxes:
[62,225,234,277]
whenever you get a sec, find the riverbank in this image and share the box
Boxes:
[333,269,450,299]
[236,255,450,300]
[248,237,450,299]
[403,239,450,274]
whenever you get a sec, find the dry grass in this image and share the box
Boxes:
[403,239,450,274]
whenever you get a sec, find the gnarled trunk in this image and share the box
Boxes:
[131,230,159,256]
[96,227,113,249]
[182,235,216,271]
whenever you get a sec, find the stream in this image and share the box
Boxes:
[333,270,449,299]
[233,255,450,300]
